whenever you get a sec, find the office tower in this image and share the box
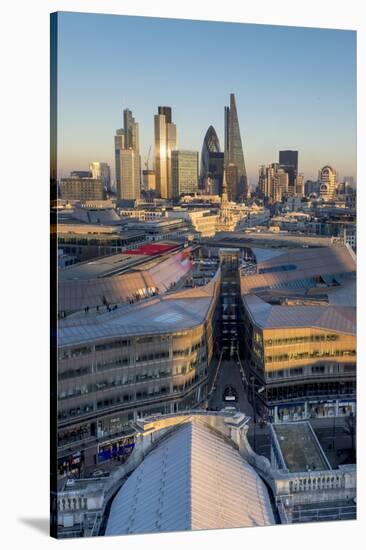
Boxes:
[272,168,289,202]
[114,128,125,194]
[224,93,248,201]
[119,149,140,199]
[142,170,156,191]
[90,162,111,191]
[319,165,337,200]
[258,163,288,203]
[123,109,139,150]
[279,150,298,195]
[114,109,141,200]
[258,165,271,198]
[171,150,199,198]
[200,126,224,195]
[295,174,304,197]
[154,106,177,199]
[226,163,239,201]
[60,177,105,201]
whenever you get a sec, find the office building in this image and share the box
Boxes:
[60,178,105,202]
[224,93,248,201]
[279,150,298,195]
[154,106,177,199]
[90,162,111,192]
[305,179,321,197]
[114,109,141,201]
[123,108,139,150]
[114,128,124,194]
[70,170,92,178]
[57,255,220,471]
[319,165,337,201]
[295,173,304,197]
[142,169,156,191]
[200,126,224,194]
[258,163,288,202]
[119,149,140,200]
[240,245,356,422]
[167,208,219,238]
[272,169,288,202]
[225,163,239,201]
[171,150,199,198]
[56,224,145,263]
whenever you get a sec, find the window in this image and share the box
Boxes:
[312,365,325,374]
[70,346,93,358]
[95,339,130,352]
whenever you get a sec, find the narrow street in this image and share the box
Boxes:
[208,358,253,415]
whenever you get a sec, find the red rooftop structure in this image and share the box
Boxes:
[123,243,179,256]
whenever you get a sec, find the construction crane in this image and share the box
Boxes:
[145,145,152,171]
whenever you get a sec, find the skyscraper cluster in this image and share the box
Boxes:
[258,163,289,203]
[258,151,304,203]
[115,94,249,203]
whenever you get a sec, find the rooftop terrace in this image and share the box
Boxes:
[272,422,331,473]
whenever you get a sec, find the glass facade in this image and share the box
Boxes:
[224,93,248,200]
[200,126,223,194]
[57,280,220,469]
[154,107,177,199]
[115,109,141,200]
[241,306,356,419]
[171,150,199,198]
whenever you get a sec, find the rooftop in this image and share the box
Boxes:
[209,231,334,248]
[58,249,193,313]
[58,271,219,347]
[272,422,331,473]
[105,417,275,535]
[59,252,147,281]
[240,245,356,333]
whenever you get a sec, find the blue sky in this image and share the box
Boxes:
[56,12,356,185]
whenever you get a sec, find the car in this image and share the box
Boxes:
[91,469,108,478]
[222,405,238,413]
[223,384,239,402]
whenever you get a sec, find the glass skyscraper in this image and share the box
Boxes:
[154,106,177,199]
[224,93,248,201]
[200,126,224,195]
[279,150,298,195]
[114,109,141,200]
[171,150,199,198]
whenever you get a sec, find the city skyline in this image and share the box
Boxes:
[51,11,357,538]
[57,13,356,185]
